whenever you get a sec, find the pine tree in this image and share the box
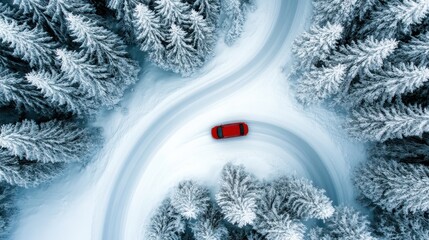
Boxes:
[375,211,429,240]
[154,0,190,26]
[191,204,228,240]
[189,9,215,55]
[311,207,375,240]
[56,49,120,107]
[66,13,139,85]
[371,135,429,164]
[255,210,305,240]
[354,0,380,21]
[146,199,185,240]
[395,31,429,66]
[216,163,260,227]
[0,183,15,238]
[133,3,165,52]
[25,70,97,115]
[360,0,429,39]
[0,149,65,187]
[295,65,346,105]
[13,0,47,25]
[329,37,398,93]
[107,0,140,40]
[46,0,96,33]
[193,0,221,24]
[170,180,210,220]
[0,120,96,163]
[274,176,334,220]
[165,24,201,75]
[222,0,254,46]
[0,16,56,68]
[0,67,50,114]
[0,3,21,21]
[292,23,343,71]
[313,0,358,26]
[224,10,245,46]
[347,103,429,141]
[355,159,429,214]
[350,63,429,104]
[308,227,332,240]
[254,183,306,240]
[12,0,65,40]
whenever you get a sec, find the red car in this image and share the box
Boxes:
[211,122,249,139]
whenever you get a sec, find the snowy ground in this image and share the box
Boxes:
[11,0,367,239]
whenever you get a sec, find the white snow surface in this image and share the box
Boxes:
[11,0,367,239]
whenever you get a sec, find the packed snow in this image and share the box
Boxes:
[11,0,366,239]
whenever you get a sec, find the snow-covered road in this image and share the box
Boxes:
[12,0,366,239]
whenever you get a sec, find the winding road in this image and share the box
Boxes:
[100,0,346,239]
[9,1,364,239]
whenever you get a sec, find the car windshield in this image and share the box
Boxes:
[217,127,223,138]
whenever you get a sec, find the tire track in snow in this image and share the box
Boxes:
[101,1,318,239]
[248,120,338,202]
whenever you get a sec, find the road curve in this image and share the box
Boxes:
[101,1,312,239]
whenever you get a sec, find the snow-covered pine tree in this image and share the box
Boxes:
[56,49,120,108]
[12,0,65,41]
[295,65,346,105]
[0,3,22,21]
[395,31,429,66]
[374,211,429,239]
[350,63,429,104]
[371,135,429,164]
[0,120,96,163]
[66,13,139,86]
[107,0,140,41]
[254,183,306,240]
[13,0,47,26]
[0,15,56,68]
[274,176,334,220]
[216,163,260,227]
[329,37,398,94]
[292,23,343,71]
[0,183,15,238]
[189,9,215,56]
[0,148,65,187]
[223,0,245,46]
[347,103,429,141]
[360,0,429,39]
[165,24,201,75]
[170,180,210,220]
[25,70,97,116]
[193,0,220,24]
[355,159,429,214]
[191,204,228,240]
[154,0,190,26]
[313,0,358,26]
[133,3,165,52]
[45,0,96,34]
[310,207,375,240]
[353,0,380,21]
[146,199,186,240]
[0,67,50,114]
[308,227,332,240]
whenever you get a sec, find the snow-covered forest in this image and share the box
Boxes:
[6,0,429,238]
[146,163,374,240]
[0,0,256,237]
[292,0,429,238]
